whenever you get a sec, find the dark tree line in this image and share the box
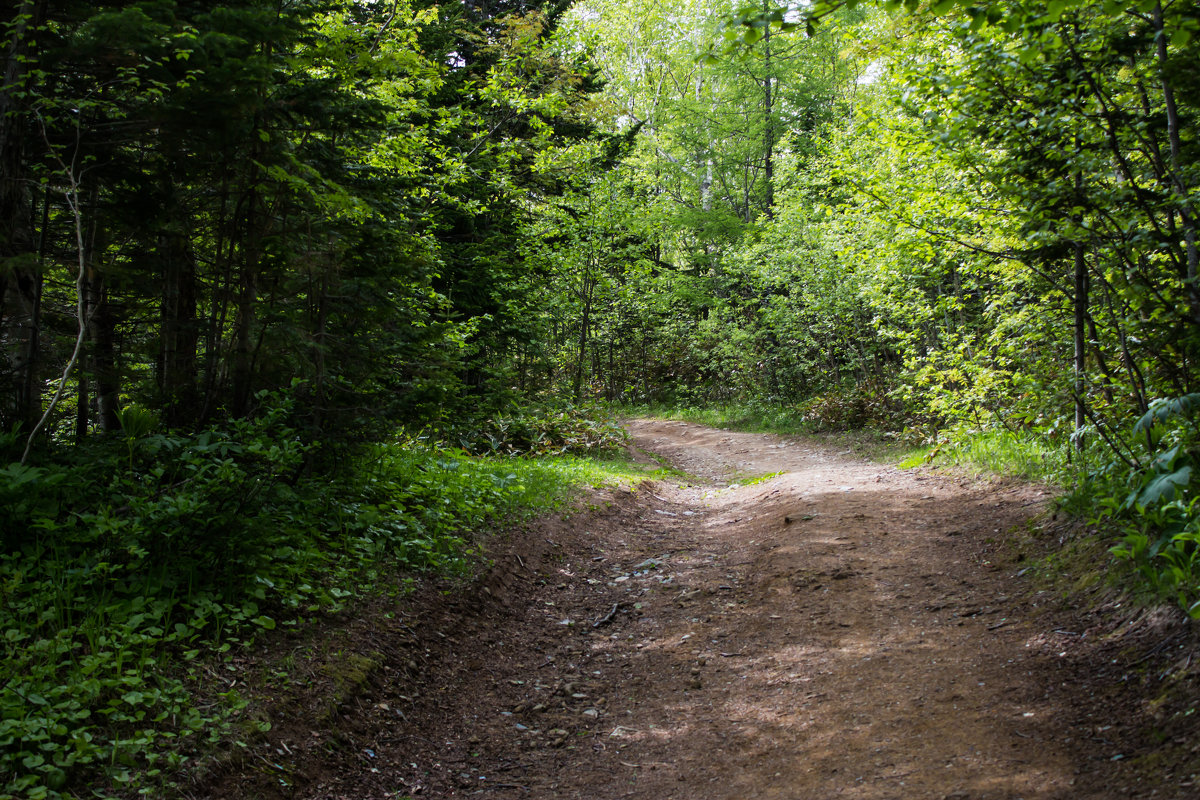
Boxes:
[0,0,601,454]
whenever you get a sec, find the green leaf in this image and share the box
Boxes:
[1138,465,1192,507]
[1134,394,1200,435]
[1046,0,1069,21]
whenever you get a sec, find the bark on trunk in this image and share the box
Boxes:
[1154,2,1200,324]
[762,2,774,219]
[159,220,199,426]
[0,1,47,429]
[83,180,119,433]
[1074,240,1087,450]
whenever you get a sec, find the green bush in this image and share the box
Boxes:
[1104,395,1200,617]
[1,392,315,798]
[440,403,630,457]
[793,379,910,432]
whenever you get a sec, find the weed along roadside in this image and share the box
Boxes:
[193,418,1200,800]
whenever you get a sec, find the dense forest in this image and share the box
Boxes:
[2,0,1198,796]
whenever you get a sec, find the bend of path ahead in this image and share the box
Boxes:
[213,419,1186,800]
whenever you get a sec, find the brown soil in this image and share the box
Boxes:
[193,419,1200,800]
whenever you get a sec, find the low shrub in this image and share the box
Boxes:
[1102,395,1200,617]
[440,403,629,457]
[793,379,910,432]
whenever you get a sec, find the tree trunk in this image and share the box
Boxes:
[230,255,259,417]
[88,255,120,433]
[761,1,774,219]
[82,180,119,433]
[230,164,262,418]
[574,292,591,402]
[1073,240,1087,450]
[158,217,199,426]
[0,0,47,430]
[1154,2,1200,325]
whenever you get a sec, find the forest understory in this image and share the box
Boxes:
[195,419,1200,800]
[4,1,1200,797]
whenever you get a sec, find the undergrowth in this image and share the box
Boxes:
[0,396,637,799]
[1084,396,1200,618]
[431,402,629,457]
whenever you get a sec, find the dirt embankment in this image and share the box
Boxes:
[196,419,1200,800]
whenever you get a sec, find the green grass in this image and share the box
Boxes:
[450,450,664,517]
[924,426,1114,487]
[931,429,1067,482]
[625,401,813,436]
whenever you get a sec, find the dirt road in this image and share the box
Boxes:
[202,419,1198,800]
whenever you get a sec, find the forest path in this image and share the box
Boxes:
[205,419,1187,800]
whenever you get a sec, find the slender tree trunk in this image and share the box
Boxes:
[74,371,88,442]
[230,254,259,417]
[157,159,199,426]
[22,140,95,462]
[0,0,47,430]
[230,166,262,418]
[158,230,199,425]
[695,71,714,218]
[761,1,774,219]
[607,337,615,401]
[1071,157,1088,448]
[1074,240,1088,450]
[73,180,95,441]
[88,261,119,433]
[1153,1,1200,324]
[230,34,274,419]
[574,280,591,402]
[201,174,233,422]
[310,267,329,428]
[81,180,119,433]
